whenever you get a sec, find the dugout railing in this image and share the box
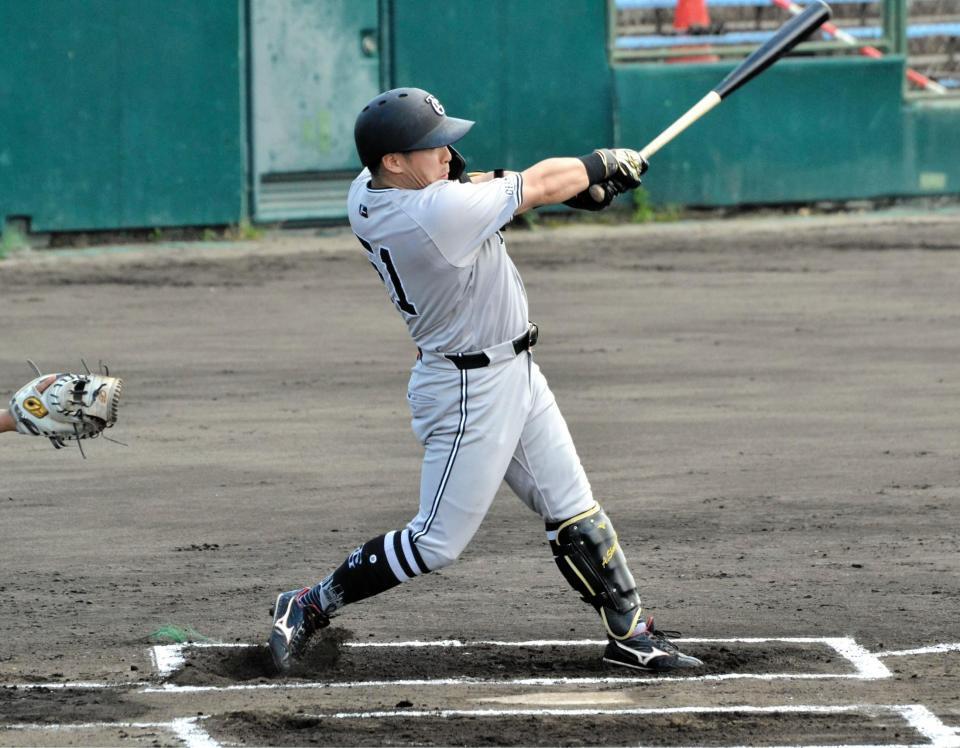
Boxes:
[611,0,960,94]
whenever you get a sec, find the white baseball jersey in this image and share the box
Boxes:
[343,167,594,576]
[347,169,527,353]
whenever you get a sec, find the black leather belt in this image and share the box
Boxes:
[445,323,539,370]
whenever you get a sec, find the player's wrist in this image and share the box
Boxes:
[578,150,609,185]
[0,409,16,433]
[579,149,649,187]
[578,149,621,185]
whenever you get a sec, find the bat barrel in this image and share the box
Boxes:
[713,0,832,100]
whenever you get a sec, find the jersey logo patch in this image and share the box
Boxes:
[425,94,445,116]
[359,204,368,218]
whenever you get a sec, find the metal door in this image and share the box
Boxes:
[250,0,381,221]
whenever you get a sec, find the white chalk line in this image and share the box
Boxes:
[876,643,960,658]
[1,717,220,748]
[359,636,859,646]
[4,705,956,748]
[139,635,890,690]
[150,641,253,677]
[0,680,150,690]
[170,717,220,748]
[140,672,891,694]
[825,637,892,679]
[4,639,955,747]
[4,636,889,691]
[301,703,960,748]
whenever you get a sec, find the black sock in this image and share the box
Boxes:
[301,530,429,614]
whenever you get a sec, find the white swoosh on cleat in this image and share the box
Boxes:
[273,597,295,643]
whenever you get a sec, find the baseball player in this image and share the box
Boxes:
[269,88,702,674]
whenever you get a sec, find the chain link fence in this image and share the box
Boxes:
[613,0,959,93]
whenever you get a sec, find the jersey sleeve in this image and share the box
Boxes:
[417,173,524,267]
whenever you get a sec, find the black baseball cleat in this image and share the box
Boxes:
[268,587,329,673]
[603,617,703,671]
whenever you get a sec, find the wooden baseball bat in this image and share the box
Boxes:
[639,0,832,161]
[587,1,830,202]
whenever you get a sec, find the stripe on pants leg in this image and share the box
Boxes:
[413,369,468,543]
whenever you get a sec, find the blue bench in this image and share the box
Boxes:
[617,0,872,8]
[616,22,960,48]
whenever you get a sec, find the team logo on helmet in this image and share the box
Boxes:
[425,94,445,116]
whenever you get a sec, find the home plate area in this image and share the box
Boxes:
[151,635,884,689]
[3,634,959,747]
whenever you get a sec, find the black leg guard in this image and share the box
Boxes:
[547,504,644,640]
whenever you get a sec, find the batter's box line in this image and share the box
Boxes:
[4,704,958,748]
[314,704,960,748]
[875,643,960,658]
[143,636,891,693]
[2,717,217,748]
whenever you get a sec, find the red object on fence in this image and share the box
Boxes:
[769,0,947,93]
[672,0,719,62]
[675,0,712,30]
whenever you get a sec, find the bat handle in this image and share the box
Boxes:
[590,89,722,202]
[639,91,723,162]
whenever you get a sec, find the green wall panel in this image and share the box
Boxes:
[902,99,960,196]
[615,57,907,206]
[0,1,244,232]
[390,0,612,171]
[3,2,959,230]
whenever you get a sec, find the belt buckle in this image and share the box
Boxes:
[528,322,538,348]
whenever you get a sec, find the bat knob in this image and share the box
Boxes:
[588,184,606,202]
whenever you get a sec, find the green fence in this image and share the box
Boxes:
[1,0,958,235]
[0,1,245,233]
[616,56,908,205]
[390,0,613,170]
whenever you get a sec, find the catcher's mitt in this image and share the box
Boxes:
[9,363,123,452]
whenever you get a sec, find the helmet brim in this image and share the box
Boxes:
[403,116,474,153]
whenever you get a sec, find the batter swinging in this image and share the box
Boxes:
[268,88,702,673]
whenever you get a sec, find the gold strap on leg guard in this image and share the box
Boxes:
[547,505,644,640]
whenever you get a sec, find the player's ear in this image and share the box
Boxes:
[381,152,406,175]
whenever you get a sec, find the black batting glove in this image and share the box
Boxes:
[597,148,648,190]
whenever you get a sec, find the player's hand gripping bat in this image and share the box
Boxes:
[589,0,831,201]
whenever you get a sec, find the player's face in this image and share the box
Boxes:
[399,146,452,188]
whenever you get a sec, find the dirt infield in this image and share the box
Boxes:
[1,212,958,746]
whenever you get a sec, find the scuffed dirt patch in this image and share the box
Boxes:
[0,686,147,724]
[205,709,908,746]
[170,638,844,686]
[168,628,352,686]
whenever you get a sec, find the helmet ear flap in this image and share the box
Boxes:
[448,146,468,182]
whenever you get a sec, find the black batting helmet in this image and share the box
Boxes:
[354,87,474,170]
